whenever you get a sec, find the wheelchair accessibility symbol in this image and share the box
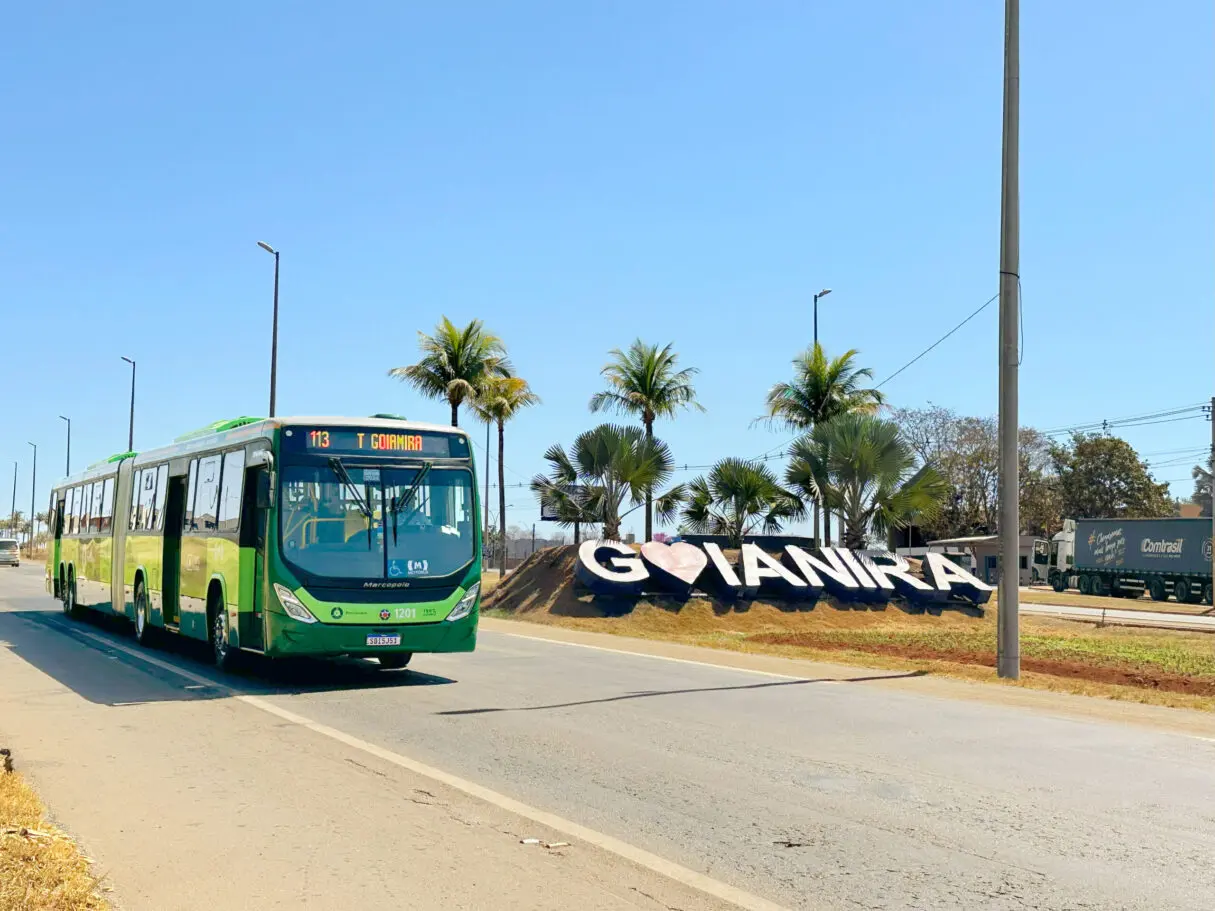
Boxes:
[388,561,406,578]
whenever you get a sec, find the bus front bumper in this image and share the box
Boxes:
[263,610,478,658]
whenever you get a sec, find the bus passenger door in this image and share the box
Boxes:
[161,475,187,629]
[239,466,268,652]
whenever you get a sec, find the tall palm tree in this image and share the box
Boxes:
[530,424,684,542]
[470,376,540,574]
[589,340,703,542]
[784,433,835,545]
[389,317,512,427]
[802,413,948,550]
[761,342,883,544]
[681,458,804,549]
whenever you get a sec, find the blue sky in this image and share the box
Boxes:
[3,1,1212,537]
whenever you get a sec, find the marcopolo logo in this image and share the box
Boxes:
[575,539,993,606]
[1141,538,1185,557]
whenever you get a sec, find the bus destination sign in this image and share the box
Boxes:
[288,427,466,458]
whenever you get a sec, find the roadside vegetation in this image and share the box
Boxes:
[1,761,106,910]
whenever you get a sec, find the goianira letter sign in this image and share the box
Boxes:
[576,540,993,606]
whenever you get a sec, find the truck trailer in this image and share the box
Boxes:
[1047,518,1213,604]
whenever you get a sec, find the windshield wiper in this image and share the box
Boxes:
[390,462,432,545]
[327,458,373,520]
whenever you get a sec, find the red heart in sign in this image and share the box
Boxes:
[641,541,708,586]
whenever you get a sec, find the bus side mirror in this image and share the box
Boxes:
[256,471,276,509]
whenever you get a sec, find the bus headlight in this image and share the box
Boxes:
[446,581,480,622]
[274,584,318,624]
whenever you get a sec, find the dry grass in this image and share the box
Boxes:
[484,546,1215,711]
[0,767,106,910]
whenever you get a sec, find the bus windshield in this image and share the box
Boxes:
[279,462,475,582]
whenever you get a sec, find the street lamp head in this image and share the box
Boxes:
[121,356,135,366]
[818,288,832,298]
[257,241,277,255]
[59,415,69,422]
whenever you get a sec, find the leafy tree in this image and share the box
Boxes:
[470,376,540,574]
[804,414,949,549]
[889,406,1063,539]
[761,343,883,544]
[1050,433,1173,519]
[389,317,512,427]
[530,424,684,541]
[589,340,702,542]
[1191,453,1213,518]
[682,458,804,548]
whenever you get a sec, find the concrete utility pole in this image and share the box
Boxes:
[1210,396,1214,601]
[28,442,37,548]
[996,0,1021,679]
[121,356,136,451]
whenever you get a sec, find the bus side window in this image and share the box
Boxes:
[99,478,114,533]
[152,465,169,529]
[195,456,222,532]
[130,470,143,531]
[139,468,157,530]
[183,461,198,531]
[218,450,245,534]
[80,484,93,535]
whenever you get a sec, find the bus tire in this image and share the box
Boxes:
[208,590,239,671]
[1148,578,1168,602]
[1050,571,1066,593]
[1204,583,1213,606]
[377,653,413,670]
[1077,574,1092,595]
[133,580,155,647]
[63,573,82,619]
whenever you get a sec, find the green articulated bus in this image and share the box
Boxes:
[45,416,481,670]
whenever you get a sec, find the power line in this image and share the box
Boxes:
[875,293,999,390]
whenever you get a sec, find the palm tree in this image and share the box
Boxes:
[681,458,804,549]
[389,317,512,427]
[530,424,684,541]
[761,343,883,544]
[785,433,835,545]
[589,340,703,542]
[801,413,948,550]
[470,376,540,574]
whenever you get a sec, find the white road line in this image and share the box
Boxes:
[54,621,792,911]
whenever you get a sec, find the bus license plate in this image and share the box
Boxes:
[366,634,401,647]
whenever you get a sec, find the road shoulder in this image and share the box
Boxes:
[0,603,743,910]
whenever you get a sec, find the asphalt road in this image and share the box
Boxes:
[4,565,1215,911]
[1019,598,1215,632]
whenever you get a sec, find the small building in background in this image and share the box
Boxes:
[922,534,1049,586]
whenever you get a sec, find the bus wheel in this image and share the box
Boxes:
[1204,583,1213,606]
[63,576,82,619]
[1148,578,1168,602]
[377,653,413,670]
[1051,572,1066,593]
[1077,575,1092,595]
[210,604,239,671]
[133,582,154,647]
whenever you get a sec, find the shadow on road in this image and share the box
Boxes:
[0,608,456,707]
[435,670,928,716]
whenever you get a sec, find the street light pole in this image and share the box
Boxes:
[258,241,281,417]
[996,0,1021,680]
[59,415,71,475]
[812,288,832,348]
[9,461,15,538]
[121,357,136,451]
[27,442,37,549]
